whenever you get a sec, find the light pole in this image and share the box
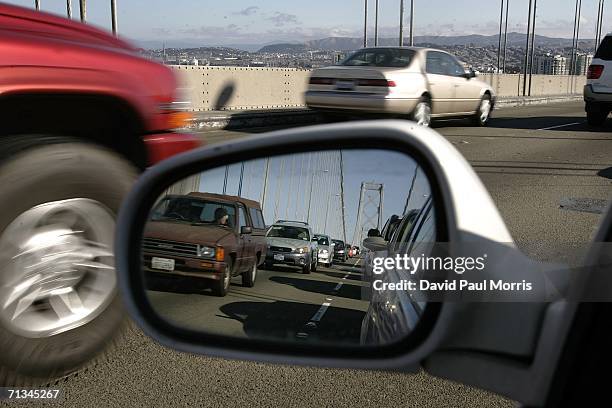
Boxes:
[528,0,537,96]
[409,0,414,46]
[502,0,510,73]
[111,0,118,36]
[306,168,329,224]
[79,0,86,22]
[363,0,368,47]
[522,0,533,96]
[67,0,72,18]
[35,0,40,11]
[374,0,379,46]
[324,194,340,233]
[595,0,603,48]
[399,0,405,46]
[497,0,505,73]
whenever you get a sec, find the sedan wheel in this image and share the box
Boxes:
[412,98,432,127]
[473,95,492,126]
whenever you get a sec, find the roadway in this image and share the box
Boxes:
[147,258,368,344]
[45,101,611,407]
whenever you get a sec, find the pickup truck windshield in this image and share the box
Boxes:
[151,197,236,227]
[267,225,310,241]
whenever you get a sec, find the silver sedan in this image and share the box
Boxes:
[305,46,495,127]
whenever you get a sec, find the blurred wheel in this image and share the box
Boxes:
[241,261,257,288]
[412,97,432,127]
[472,94,492,126]
[213,261,231,297]
[0,138,137,385]
[586,103,609,127]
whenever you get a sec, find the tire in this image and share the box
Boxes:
[264,261,273,270]
[302,263,311,274]
[411,96,432,127]
[586,104,608,127]
[241,260,257,288]
[472,94,492,126]
[311,257,317,272]
[0,137,138,386]
[213,260,232,297]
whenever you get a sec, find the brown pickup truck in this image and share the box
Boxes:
[142,192,267,296]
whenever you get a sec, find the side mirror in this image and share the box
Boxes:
[240,226,252,235]
[464,69,476,79]
[117,120,577,405]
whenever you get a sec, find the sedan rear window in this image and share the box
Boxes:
[340,48,415,68]
[595,36,612,60]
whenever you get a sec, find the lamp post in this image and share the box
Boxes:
[363,0,368,47]
[374,0,379,46]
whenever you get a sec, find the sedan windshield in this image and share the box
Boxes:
[340,48,415,67]
[315,236,330,246]
[267,225,310,241]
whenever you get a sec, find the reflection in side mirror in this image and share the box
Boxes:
[363,236,388,252]
[140,148,435,348]
[367,228,381,238]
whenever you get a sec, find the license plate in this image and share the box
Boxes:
[336,80,354,90]
[152,257,175,271]
[274,254,285,261]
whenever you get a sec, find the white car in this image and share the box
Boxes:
[585,33,612,126]
[305,46,495,127]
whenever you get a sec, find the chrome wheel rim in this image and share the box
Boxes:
[223,266,231,290]
[0,199,116,338]
[414,102,431,127]
[479,98,492,123]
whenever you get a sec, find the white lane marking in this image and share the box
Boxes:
[333,272,351,292]
[310,302,331,322]
[538,122,582,130]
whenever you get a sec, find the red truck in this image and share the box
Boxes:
[0,4,201,385]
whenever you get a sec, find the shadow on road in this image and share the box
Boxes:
[318,269,363,282]
[269,276,364,301]
[145,273,243,296]
[598,167,612,179]
[219,300,364,344]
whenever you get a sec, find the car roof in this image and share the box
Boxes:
[174,192,262,209]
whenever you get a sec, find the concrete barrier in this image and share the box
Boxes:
[173,65,586,112]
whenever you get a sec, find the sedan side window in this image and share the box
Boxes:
[442,54,467,77]
[425,52,446,75]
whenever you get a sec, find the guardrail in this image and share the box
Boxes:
[172,65,586,112]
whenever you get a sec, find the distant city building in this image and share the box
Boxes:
[534,53,568,75]
[573,53,593,75]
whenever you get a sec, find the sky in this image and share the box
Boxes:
[194,149,431,245]
[6,0,611,48]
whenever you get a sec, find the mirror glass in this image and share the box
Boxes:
[141,149,435,347]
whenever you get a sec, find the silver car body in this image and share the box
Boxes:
[305,46,494,117]
[314,233,334,266]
